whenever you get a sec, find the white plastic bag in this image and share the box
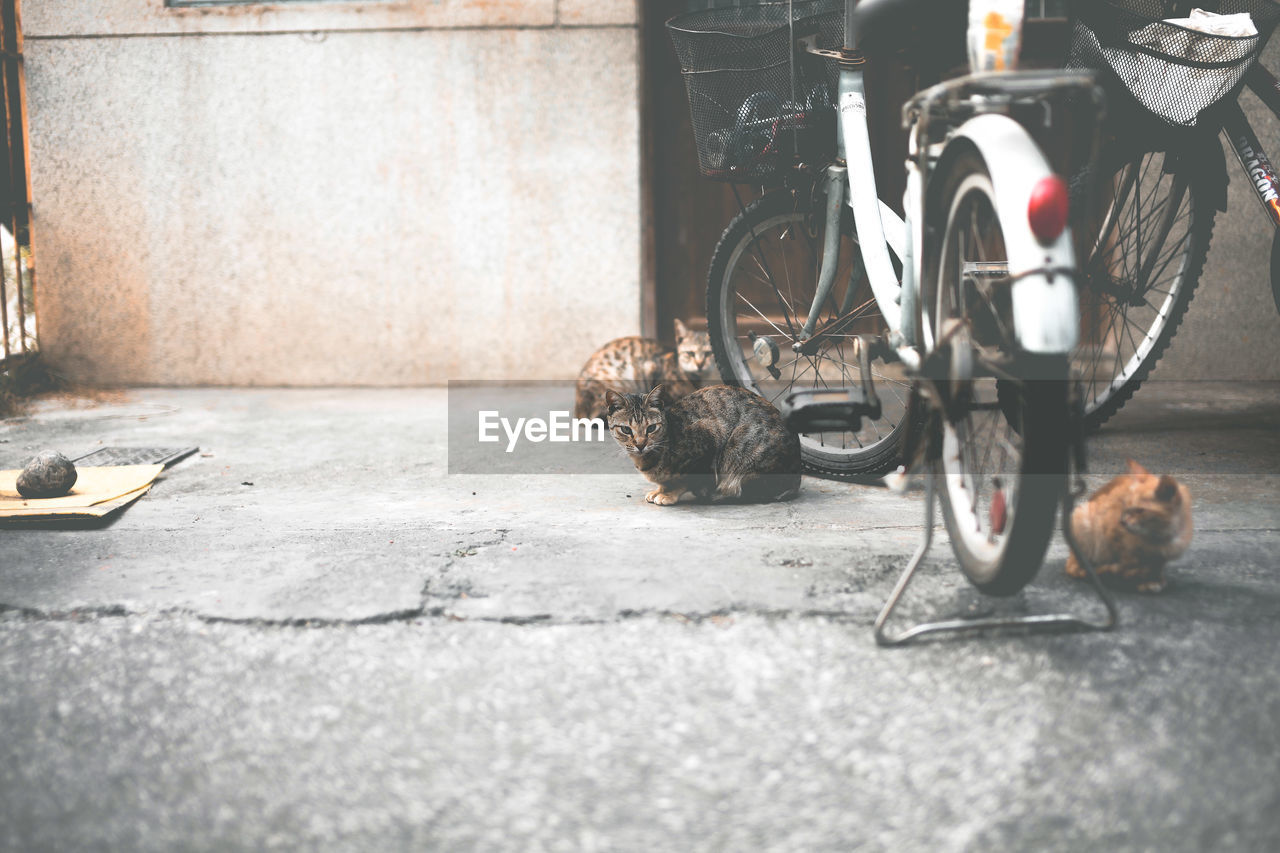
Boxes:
[1097,8,1257,125]
[1164,8,1258,38]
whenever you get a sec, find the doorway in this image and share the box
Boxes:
[639,0,921,345]
[0,0,34,372]
[640,0,745,343]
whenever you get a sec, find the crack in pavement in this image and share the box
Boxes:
[0,526,894,632]
[0,601,871,630]
[420,528,512,604]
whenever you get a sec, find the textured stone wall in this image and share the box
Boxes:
[23,2,1280,385]
[25,1,640,385]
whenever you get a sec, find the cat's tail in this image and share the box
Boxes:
[722,472,801,503]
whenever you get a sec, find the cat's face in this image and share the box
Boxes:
[674,319,714,379]
[605,386,667,457]
[1121,464,1188,544]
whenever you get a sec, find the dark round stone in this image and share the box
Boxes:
[16,451,78,499]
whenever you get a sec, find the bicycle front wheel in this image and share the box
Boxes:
[927,154,1069,596]
[706,186,911,479]
[1073,146,1213,429]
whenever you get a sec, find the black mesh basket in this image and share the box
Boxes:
[1067,0,1280,127]
[667,1,844,181]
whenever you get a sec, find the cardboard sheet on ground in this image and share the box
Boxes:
[0,465,164,518]
[0,484,154,521]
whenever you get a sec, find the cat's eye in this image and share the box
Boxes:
[617,425,632,436]
[646,424,658,434]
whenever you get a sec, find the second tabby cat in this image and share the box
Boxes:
[574,319,715,420]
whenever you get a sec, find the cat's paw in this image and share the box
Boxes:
[1136,578,1167,593]
[882,466,910,495]
[645,488,680,506]
[1064,554,1086,578]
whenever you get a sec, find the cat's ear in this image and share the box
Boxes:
[643,384,665,410]
[1155,475,1180,503]
[1126,459,1150,477]
[673,318,689,340]
[605,389,626,414]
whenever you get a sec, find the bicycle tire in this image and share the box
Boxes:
[937,378,1070,596]
[1074,145,1214,430]
[925,152,1068,596]
[705,186,911,479]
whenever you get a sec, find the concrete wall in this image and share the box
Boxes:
[23,1,1280,386]
[24,0,640,385]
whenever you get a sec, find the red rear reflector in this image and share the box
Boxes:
[1028,175,1069,244]
[990,483,1007,535]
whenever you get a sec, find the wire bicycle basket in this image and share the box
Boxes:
[1067,0,1280,127]
[667,0,844,182]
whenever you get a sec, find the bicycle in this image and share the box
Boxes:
[669,0,1123,642]
[1063,0,1280,429]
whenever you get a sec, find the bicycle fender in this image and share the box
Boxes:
[944,113,1079,355]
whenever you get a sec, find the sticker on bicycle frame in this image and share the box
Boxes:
[1232,130,1280,224]
[840,91,866,116]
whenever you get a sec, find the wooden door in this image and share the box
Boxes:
[640,0,744,343]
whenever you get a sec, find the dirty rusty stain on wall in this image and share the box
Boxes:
[23,1,641,386]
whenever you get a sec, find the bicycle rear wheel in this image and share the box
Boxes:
[926,153,1068,596]
[706,185,911,479]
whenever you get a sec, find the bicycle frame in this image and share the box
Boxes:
[809,9,1084,365]
[1225,62,1280,230]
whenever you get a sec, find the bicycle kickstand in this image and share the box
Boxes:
[872,457,1119,647]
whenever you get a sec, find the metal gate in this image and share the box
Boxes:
[0,0,33,373]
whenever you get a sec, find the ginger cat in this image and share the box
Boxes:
[1065,459,1192,592]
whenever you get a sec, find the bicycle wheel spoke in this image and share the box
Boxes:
[739,212,800,336]
[735,290,791,340]
[714,195,909,476]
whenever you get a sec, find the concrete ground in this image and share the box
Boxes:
[0,382,1277,851]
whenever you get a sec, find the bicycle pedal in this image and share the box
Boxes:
[781,387,879,434]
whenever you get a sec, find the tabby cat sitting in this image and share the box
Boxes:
[574,319,715,420]
[606,384,801,505]
[1066,459,1192,592]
